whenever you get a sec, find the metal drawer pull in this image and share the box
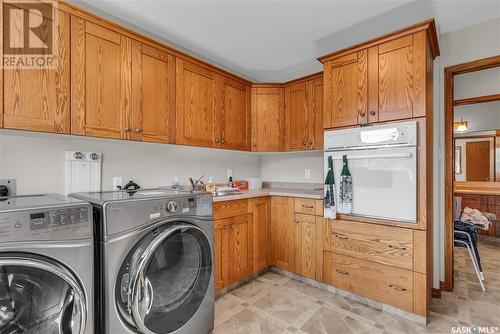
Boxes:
[302,205,314,209]
[335,234,348,240]
[388,284,407,292]
[336,269,349,275]
[388,245,407,251]
[295,219,300,224]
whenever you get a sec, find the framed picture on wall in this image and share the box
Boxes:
[455,146,462,174]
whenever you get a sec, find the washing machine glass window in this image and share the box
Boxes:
[117,223,212,334]
[0,253,87,334]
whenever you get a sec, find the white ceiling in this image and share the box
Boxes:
[71,0,500,82]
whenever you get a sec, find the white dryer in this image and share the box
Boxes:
[0,194,94,334]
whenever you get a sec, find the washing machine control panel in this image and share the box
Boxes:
[0,205,92,242]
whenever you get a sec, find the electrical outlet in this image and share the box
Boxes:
[113,177,123,190]
[305,169,311,179]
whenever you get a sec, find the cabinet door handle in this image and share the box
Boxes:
[359,112,366,117]
[221,138,225,144]
[224,225,229,230]
[302,205,314,209]
[252,143,257,148]
[388,245,407,251]
[215,138,219,143]
[388,284,407,292]
[230,224,235,229]
[336,269,349,275]
[124,127,130,132]
[302,140,307,146]
[335,234,348,240]
[370,111,376,116]
[309,140,313,146]
[295,219,300,224]
[135,128,142,133]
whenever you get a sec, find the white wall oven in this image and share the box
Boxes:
[324,121,418,223]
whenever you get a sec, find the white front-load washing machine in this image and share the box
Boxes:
[0,193,94,334]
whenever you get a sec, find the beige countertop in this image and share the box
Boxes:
[212,187,323,202]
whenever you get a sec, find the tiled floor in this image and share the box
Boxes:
[214,240,500,334]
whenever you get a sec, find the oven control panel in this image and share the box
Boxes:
[0,205,92,242]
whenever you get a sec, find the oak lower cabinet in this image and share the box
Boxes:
[270,196,295,271]
[323,219,429,316]
[2,9,70,133]
[251,197,271,273]
[213,199,254,290]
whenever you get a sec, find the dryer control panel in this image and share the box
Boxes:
[0,205,92,242]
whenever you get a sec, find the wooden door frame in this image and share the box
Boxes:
[444,54,500,291]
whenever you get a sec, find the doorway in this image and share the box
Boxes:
[444,54,500,291]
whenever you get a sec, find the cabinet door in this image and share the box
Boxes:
[176,58,219,148]
[214,218,229,290]
[270,197,295,271]
[324,50,368,128]
[220,77,251,150]
[285,82,310,151]
[229,214,253,283]
[71,18,130,138]
[295,213,316,279]
[375,33,426,121]
[251,87,284,152]
[3,9,70,133]
[252,197,270,273]
[130,42,175,143]
[310,77,324,150]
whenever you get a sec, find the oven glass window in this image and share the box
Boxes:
[142,227,211,333]
[0,262,83,334]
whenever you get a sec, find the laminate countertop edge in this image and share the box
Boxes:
[212,188,323,202]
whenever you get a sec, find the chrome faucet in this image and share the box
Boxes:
[189,175,205,191]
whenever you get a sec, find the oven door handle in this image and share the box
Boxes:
[328,152,413,160]
[324,142,415,152]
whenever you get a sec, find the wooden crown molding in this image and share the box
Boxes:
[252,72,323,89]
[318,18,440,63]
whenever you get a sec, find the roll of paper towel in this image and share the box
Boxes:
[246,178,262,190]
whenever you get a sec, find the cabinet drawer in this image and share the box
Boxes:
[294,198,317,215]
[326,252,413,312]
[332,220,413,270]
[213,199,249,219]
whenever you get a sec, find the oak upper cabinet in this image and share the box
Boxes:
[270,196,295,271]
[252,197,271,273]
[320,21,438,129]
[372,32,427,121]
[3,9,70,133]
[323,50,368,129]
[285,82,310,151]
[284,75,323,151]
[129,41,176,143]
[251,87,285,152]
[219,77,251,150]
[176,58,219,148]
[71,18,130,138]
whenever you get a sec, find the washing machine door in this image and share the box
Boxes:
[119,222,212,334]
[0,253,87,334]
